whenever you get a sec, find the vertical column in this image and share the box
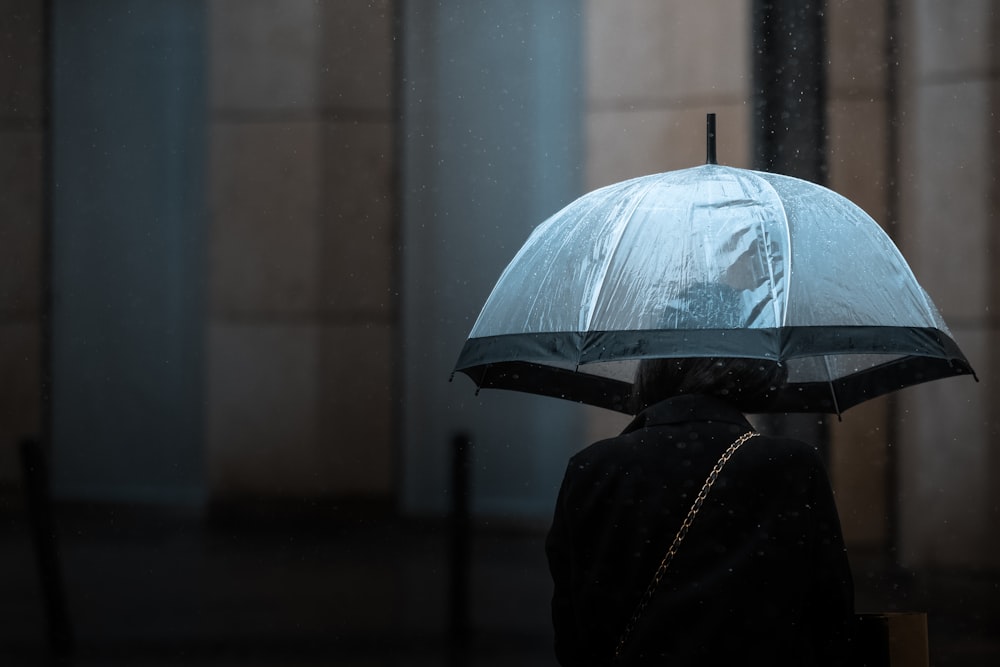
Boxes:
[207,1,398,503]
[50,1,207,505]
[401,1,585,516]
[0,2,45,488]
[317,1,398,498]
[895,0,997,568]
[207,0,325,501]
[751,0,830,454]
[752,0,828,179]
[825,0,893,558]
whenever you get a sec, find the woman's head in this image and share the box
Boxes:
[634,356,787,412]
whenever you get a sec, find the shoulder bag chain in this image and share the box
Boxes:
[614,430,760,662]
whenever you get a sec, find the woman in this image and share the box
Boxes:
[545,357,855,665]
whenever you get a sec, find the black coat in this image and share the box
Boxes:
[546,394,854,666]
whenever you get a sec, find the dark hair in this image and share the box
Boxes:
[634,356,787,412]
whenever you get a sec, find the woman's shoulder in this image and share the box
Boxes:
[751,433,825,461]
[732,433,830,489]
[566,433,628,470]
[563,427,664,480]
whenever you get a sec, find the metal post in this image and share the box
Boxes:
[19,438,74,658]
[449,431,472,659]
[449,433,472,664]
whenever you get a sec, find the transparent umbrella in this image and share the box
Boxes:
[453,120,975,415]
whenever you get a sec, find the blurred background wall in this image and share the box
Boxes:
[0,0,996,577]
[205,0,399,506]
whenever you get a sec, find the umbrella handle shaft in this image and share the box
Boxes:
[706,113,717,165]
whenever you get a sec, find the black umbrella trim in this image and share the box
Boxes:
[458,360,635,413]
[454,326,969,368]
[454,326,975,414]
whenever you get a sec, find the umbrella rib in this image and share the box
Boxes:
[581,177,662,333]
[753,173,792,327]
[822,354,843,417]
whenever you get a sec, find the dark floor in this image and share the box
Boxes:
[0,501,998,666]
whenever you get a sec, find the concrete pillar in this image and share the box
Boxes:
[206,0,398,502]
[895,0,998,568]
[825,0,893,556]
[401,1,586,516]
[50,1,207,506]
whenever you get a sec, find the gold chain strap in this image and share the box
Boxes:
[613,430,760,662]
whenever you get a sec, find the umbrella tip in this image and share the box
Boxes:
[706,113,717,165]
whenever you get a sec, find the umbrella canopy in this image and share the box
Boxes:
[453,162,975,415]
